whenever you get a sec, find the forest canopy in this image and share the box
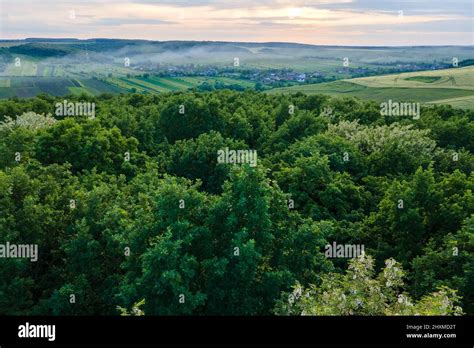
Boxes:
[0,91,472,315]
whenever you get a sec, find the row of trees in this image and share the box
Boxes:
[0,90,472,315]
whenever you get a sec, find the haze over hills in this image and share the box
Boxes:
[0,38,473,108]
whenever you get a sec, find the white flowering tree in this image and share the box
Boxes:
[327,121,436,174]
[275,253,463,316]
[0,112,56,132]
[117,299,145,316]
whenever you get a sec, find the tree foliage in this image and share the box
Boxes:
[275,254,463,316]
[0,91,472,315]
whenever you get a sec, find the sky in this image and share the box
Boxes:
[0,0,473,45]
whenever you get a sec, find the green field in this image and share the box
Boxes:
[349,66,474,90]
[3,56,38,76]
[404,76,441,83]
[269,66,474,109]
[0,75,255,98]
[0,77,124,98]
[105,76,255,93]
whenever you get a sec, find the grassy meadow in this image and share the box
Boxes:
[269,66,474,109]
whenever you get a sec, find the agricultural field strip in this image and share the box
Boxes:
[126,78,170,92]
[348,66,474,90]
[0,79,11,87]
[137,77,190,91]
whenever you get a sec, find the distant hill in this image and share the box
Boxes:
[0,39,472,106]
[8,43,76,58]
[460,59,474,67]
[269,66,474,109]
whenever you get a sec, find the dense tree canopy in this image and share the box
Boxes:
[0,90,472,315]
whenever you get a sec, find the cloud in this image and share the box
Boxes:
[0,0,472,45]
[93,18,176,26]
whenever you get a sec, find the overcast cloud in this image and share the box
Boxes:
[0,0,472,45]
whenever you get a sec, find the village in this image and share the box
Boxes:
[128,62,330,85]
[127,59,454,88]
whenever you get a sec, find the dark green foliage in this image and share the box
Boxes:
[0,91,472,315]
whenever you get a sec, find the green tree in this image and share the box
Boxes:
[275,254,463,316]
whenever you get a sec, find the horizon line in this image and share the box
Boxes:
[1,37,473,48]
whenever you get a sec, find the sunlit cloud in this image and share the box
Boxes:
[1,0,472,45]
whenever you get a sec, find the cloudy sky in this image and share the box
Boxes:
[0,0,472,45]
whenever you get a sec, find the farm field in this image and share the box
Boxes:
[0,77,124,98]
[269,66,474,109]
[105,76,255,93]
[428,95,474,109]
[2,56,38,76]
[348,66,474,90]
[0,75,255,98]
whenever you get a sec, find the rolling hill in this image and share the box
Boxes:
[269,66,474,109]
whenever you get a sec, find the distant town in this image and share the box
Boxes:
[125,61,454,90]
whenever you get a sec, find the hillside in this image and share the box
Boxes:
[269,66,474,109]
[0,40,472,105]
